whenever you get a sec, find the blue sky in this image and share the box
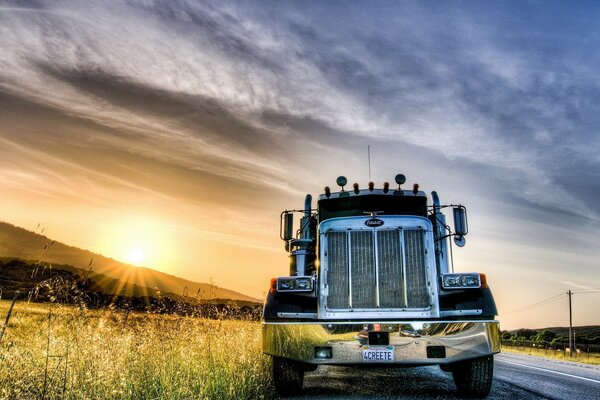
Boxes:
[0,0,599,329]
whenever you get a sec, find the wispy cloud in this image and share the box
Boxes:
[2,1,599,221]
[548,276,597,292]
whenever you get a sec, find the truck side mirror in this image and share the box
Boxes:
[281,212,294,241]
[453,206,468,237]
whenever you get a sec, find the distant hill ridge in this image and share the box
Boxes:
[510,326,600,337]
[0,221,259,302]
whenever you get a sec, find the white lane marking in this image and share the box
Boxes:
[498,359,600,384]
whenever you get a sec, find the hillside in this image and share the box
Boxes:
[0,258,159,299]
[508,326,600,337]
[535,326,600,338]
[0,221,259,302]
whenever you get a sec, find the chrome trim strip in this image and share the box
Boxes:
[277,312,318,319]
[373,229,380,308]
[440,309,482,317]
[400,228,408,307]
[348,231,352,308]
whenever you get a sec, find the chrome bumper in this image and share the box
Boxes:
[262,320,500,365]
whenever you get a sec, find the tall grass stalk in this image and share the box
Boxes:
[42,307,52,400]
[0,291,19,343]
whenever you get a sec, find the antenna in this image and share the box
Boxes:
[367,145,372,181]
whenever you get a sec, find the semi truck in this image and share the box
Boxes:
[262,174,500,398]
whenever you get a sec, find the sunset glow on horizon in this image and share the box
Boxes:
[100,218,172,268]
[1,1,600,330]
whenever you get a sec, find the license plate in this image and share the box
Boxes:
[362,346,395,363]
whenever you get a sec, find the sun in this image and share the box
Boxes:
[99,217,175,270]
[126,247,146,265]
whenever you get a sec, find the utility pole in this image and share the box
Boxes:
[568,290,573,357]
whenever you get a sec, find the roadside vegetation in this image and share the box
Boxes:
[0,299,274,400]
[502,344,600,366]
[502,328,600,346]
[501,329,600,366]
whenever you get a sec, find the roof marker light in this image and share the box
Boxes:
[353,183,359,194]
[413,183,419,194]
[324,186,331,198]
[383,182,389,193]
[368,182,374,191]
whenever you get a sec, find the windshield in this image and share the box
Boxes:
[318,194,427,222]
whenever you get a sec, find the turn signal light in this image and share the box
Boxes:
[480,273,488,288]
[269,278,277,294]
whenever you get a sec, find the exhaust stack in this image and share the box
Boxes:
[289,194,315,276]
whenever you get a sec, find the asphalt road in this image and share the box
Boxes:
[288,352,600,399]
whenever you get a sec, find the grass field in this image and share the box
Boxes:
[502,344,600,366]
[0,300,274,400]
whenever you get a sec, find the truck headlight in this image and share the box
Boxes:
[276,276,314,292]
[314,346,332,359]
[442,273,482,289]
[294,277,313,290]
[277,278,294,291]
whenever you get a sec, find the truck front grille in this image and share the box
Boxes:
[325,228,430,310]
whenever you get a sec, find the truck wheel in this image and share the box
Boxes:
[271,356,304,396]
[451,355,493,398]
[439,364,452,372]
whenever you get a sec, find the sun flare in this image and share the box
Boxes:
[99,217,175,270]
[126,247,146,265]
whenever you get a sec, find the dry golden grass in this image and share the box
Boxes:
[0,300,274,400]
[502,344,600,366]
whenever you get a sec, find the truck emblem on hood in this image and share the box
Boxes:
[365,218,384,227]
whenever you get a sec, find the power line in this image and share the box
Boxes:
[502,287,600,316]
[572,289,600,294]
[502,292,565,315]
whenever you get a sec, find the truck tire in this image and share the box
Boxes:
[439,364,452,372]
[451,355,493,398]
[271,356,304,396]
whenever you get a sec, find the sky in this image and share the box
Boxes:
[1,0,599,330]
